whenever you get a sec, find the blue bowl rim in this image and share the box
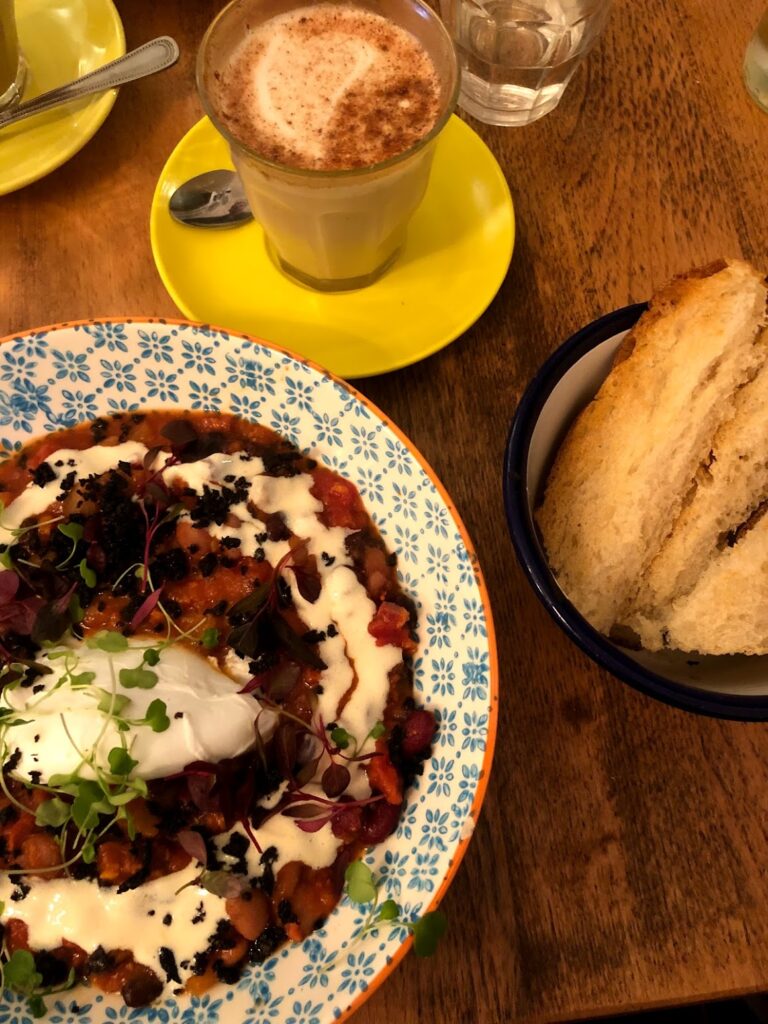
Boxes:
[503,302,768,722]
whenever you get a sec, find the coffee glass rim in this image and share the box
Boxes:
[196,0,460,181]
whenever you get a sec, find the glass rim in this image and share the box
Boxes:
[196,0,460,180]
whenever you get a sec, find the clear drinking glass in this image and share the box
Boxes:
[745,9,768,112]
[0,0,25,112]
[439,0,611,126]
[197,0,458,292]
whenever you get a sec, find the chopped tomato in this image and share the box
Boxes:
[20,832,63,874]
[4,811,37,854]
[310,468,367,529]
[366,741,403,805]
[97,841,143,884]
[368,602,417,653]
[226,890,270,940]
[5,918,29,952]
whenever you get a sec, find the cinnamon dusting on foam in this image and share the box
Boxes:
[212,4,441,171]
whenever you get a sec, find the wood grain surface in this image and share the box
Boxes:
[3,0,768,1021]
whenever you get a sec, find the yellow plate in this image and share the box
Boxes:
[150,115,515,379]
[0,0,125,195]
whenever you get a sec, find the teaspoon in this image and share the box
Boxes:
[0,37,180,130]
[168,170,253,227]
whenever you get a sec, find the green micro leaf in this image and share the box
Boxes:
[71,780,108,831]
[142,648,160,667]
[81,841,96,864]
[27,995,46,1019]
[144,698,170,733]
[345,860,377,905]
[78,558,96,588]
[107,747,138,777]
[88,631,128,653]
[56,522,84,568]
[35,797,71,829]
[58,522,84,543]
[0,549,12,569]
[378,899,400,921]
[69,671,96,690]
[69,593,85,624]
[108,789,140,807]
[4,949,42,993]
[97,690,130,716]
[119,666,158,690]
[197,869,250,899]
[411,910,447,957]
[369,722,386,740]
[201,627,219,650]
[331,726,351,750]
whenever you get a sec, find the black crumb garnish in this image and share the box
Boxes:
[199,553,218,578]
[190,952,208,976]
[278,899,298,924]
[321,552,335,566]
[3,749,21,772]
[327,624,338,638]
[302,629,325,645]
[213,960,244,984]
[32,462,56,487]
[28,770,41,785]
[85,946,116,976]
[11,881,30,902]
[248,924,286,964]
[174,711,184,720]
[158,947,182,984]
[220,537,240,549]
[150,548,189,583]
[57,470,77,495]
[163,913,173,926]
[192,902,206,925]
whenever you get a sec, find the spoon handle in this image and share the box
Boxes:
[0,36,180,129]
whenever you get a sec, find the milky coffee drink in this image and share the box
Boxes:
[199,0,458,290]
[213,5,442,172]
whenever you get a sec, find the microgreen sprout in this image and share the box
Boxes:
[0,946,75,1018]
[77,559,96,588]
[55,522,84,569]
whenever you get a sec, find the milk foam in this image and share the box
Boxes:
[214,4,442,171]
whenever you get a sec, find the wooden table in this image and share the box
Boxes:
[3,0,768,1020]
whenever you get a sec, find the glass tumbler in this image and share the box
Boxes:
[197,0,459,292]
[0,0,25,112]
[745,8,768,112]
[439,0,611,126]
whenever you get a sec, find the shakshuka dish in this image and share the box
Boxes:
[0,411,434,1007]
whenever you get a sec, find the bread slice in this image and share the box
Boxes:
[537,259,768,635]
[662,511,768,655]
[629,349,768,649]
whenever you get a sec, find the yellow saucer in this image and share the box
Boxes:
[150,116,514,379]
[0,0,125,195]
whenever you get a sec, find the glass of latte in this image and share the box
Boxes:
[198,0,458,291]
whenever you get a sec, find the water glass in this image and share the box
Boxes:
[745,8,768,112]
[0,0,25,113]
[438,0,611,126]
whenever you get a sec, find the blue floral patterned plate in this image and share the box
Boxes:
[0,320,497,1024]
